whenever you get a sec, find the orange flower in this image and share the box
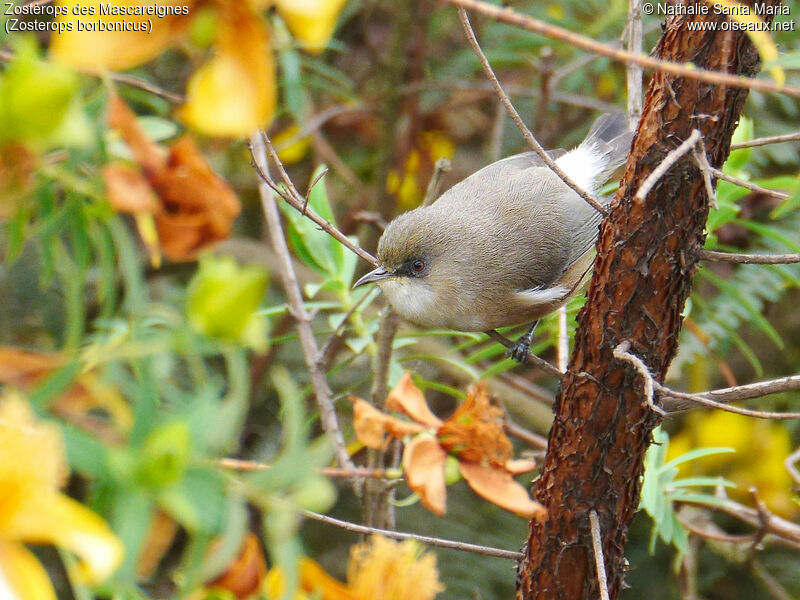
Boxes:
[50,1,350,137]
[104,95,241,262]
[351,373,546,520]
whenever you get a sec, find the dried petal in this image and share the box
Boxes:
[351,397,424,450]
[505,458,538,475]
[103,164,161,214]
[386,372,442,428]
[403,434,447,516]
[437,383,511,468]
[459,461,547,520]
[208,533,267,599]
[107,95,166,177]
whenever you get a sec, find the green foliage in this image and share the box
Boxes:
[187,255,270,351]
[641,428,735,565]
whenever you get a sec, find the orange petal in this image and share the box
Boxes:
[151,135,241,261]
[386,372,442,428]
[351,397,424,450]
[403,434,447,516]
[50,1,191,71]
[459,462,547,520]
[179,4,275,137]
[505,458,538,475]
[208,533,267,599]
[102,163,161,214]
[107,95,167,177]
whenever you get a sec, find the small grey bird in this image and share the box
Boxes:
[355,113,633,361]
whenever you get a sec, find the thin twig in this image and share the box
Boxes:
[557,305,569,373]
[589,511,611,600]
[443,0,800,98]
[422,158,452,207]
[400,80,620,113]
[317,287,378,370]
[0,49,185,103]
[613,342,666,416]
[751,560,795,600]
[216,458,398,479]
[457,8,609,216]
[485,330,563,379]
[660,374,800,411]
[625,0,643,127]
[709,167,790,200]
[249,135,379,267]
[251,132,355,470]
[692,143,718,209]
[634,130,702,204]
[698,249,800,265]
[731,132,800,149]
[784,447,800,487]
[504,418,548,450]
[301,510,525,560]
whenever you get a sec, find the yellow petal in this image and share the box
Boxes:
[0,541,57,600]
[402,434,448,516]
[459,461,547,520]
[179,5,276,137]
[347,536,444,600]
[274,0,347,53]
[300,557,359,600]
[3,492,123,584]
[386,372,442,429]
[50,1,191,71]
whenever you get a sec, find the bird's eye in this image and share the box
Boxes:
[412,259,425,273]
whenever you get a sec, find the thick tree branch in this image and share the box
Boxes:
[516,3,778,598]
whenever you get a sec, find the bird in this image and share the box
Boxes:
[354,112,633,362]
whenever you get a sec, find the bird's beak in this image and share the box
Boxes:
[354,266,391,288]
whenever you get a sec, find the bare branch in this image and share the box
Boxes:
[709,167,790,200]
[248,135,379,267]
[457,8,609,216]
[625,0,643,127]
[443,0,800,98]
[251,132,356,470]
[698,249,800,265]
[301,510,525,560]
[659,378,800,420]
[634,130,702,204]
[613,342,665,416]
[485,330,563,379]
[422,158,452,207]
[216,458,398,479]
[731,132,800,149]
[589,511,611,600]
[557,306,569,373]
[784,447,800,487]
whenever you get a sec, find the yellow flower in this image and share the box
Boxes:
[668,411,797,517]
[266,535,443,600]
[0,393,123,598]
[274,0,348,54]
[50,1,350,137]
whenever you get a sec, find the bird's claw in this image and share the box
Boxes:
[506,337,532,363]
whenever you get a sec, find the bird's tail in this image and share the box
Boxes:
[580,112,634,183]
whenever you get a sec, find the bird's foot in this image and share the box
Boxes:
[505,321,539,364]
[506,337,532,363]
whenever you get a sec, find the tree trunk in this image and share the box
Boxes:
[516,2,778,599]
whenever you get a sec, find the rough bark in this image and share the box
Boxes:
[516,2,778,599]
